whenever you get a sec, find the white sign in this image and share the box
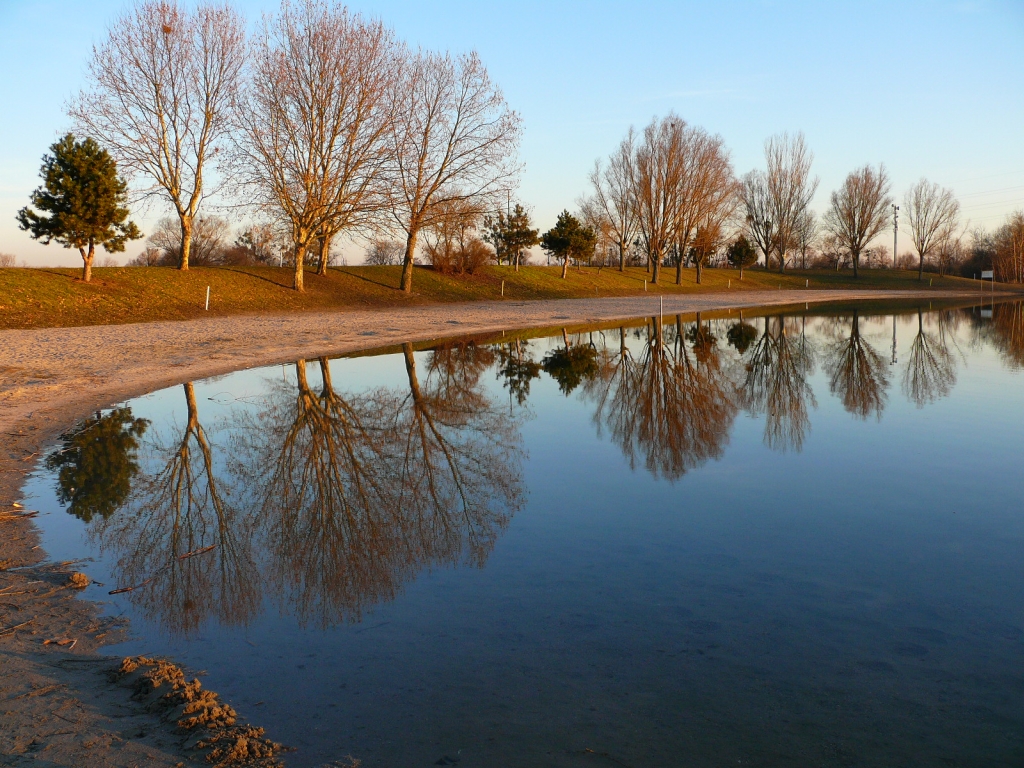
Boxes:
[982,270,994,279]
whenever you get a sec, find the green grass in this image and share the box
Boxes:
[0,263,999,330]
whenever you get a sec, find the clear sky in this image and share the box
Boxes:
[1,0,1022,265]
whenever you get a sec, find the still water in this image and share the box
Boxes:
[24,300,1024,767]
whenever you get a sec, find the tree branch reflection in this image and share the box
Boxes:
[824,310,890,420]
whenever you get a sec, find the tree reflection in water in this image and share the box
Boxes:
[240,358,399,628]
[586,315,737,481]
[93,383,260,636]
[987,301,1024,369]
[902,308,958,407]
[824,310,890,420]
[736,315,817,452]
[46,407,149,523]
[392,342,524,571]
[55,303,1013,636]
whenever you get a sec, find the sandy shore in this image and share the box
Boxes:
[0,288,1003,766]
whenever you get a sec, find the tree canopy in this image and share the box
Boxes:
[484,203,539,270]
[540,210,597,279]
[16,134,141,281]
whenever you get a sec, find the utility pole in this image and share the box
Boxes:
[892,204,899,270]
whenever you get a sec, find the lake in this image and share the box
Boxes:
[23,299,1024,767]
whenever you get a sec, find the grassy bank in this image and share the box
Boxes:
[0,263,1000,330]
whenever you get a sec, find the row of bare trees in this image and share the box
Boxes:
[71,0,521,291]
[579,114,1011,281]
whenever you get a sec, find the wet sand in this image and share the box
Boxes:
[0,289,1000,766]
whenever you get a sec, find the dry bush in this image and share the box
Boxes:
[0,253,16,267]
[426,237,493,275]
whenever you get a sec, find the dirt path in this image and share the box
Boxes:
[0,289,1001,766]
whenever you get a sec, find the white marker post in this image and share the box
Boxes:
[501,280,504,297]
[205,286,210,311]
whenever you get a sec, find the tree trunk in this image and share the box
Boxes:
[317,232,331,276]
[402,343,422,404]
[562,328,570,348]
[179,215,193,271]
[400,228,418,293]
[80,243,95,282]
[561,255,569,279]
[852,249,859,279]
[739,263,744,281]
[651,250,661,284]
[918,250,925,281]
[184,381,199,425]
[675,255,683,285]
[696,260,702,284]
[515,250,520,272]
[779,247,786,273]
[294,242,307,292]
[618,242,625,272]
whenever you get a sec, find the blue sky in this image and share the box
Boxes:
[1,0,1022,265]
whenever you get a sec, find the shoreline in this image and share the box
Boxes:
[0,288,1011,766]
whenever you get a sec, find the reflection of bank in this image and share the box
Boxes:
[56,346,525,637]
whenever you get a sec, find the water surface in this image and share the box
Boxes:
[25,299,1024,767]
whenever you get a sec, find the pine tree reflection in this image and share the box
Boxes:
[542,329,600,395]
[736,315,817,452]
[496,339,541,406]
[902,308,958,407]
[824,310,890,420]
[95,383,259,637]
[46,408,149,522]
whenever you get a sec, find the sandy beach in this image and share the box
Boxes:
[0,288,1002,766]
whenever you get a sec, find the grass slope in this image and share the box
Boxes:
[0,264,994,330]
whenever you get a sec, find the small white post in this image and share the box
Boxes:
[644,280,647,292]
[728,279,731,288]
[205,286,210,311]
[805,279,809,288]
[501,280,504,297]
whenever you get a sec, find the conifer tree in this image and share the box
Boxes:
[17,134,141,282]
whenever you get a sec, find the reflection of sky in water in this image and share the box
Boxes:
[23,302,1024,767]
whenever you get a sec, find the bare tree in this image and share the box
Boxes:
[669,126,736,285]
[70,1,245,272]
[740,170,775,270]
[364,237,404,265]
[388,50,521,293]
[904,179,960,281]
[147,215,231,265]
[585,131,639,271]
[795,208,818,269]
[823,164,892,278]
[631,115,685,284]
[234,0,400,291]
[994,210,1024,283]
[765,132,818,273]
